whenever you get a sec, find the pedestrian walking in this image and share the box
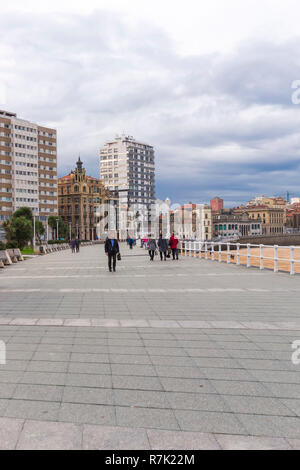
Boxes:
[147,235,157,261]
[105,232,120,272]
[128,238,134,249]
[75,238,80,253]
[70,239,76,253]
[158,233,168,261]
[169,232,179,260]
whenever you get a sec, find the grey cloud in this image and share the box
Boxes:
[0,10,300,205]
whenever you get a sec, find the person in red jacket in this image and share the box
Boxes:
[169,232,179,260]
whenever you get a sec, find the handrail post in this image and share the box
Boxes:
[211,242,215,261]
[247,243,251,268]
[290,246,295,275]
[260,244,264,270]
[218,243,222,262]
[274,245,278,273]
[205,241,208,259]
[236,243,240,266]
[226,242,230,263]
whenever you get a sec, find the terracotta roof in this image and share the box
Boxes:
[59,173,73,180]
[59,172,102,183]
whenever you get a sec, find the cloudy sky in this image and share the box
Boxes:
[1,0,300,206]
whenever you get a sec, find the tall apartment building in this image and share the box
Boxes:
[0,110,58,226]
[100,134,155,208]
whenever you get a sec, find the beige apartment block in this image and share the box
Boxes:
[0,110,58,229]
[235,205,285,235]
[246,195,287,209]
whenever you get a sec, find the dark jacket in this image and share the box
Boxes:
[147,239,157,251]
[158,238,168,252]
[105,238,119,254]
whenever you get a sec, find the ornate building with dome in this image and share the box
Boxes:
[58,157,116,240]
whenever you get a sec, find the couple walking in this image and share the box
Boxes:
[148,233,179,261]
[70,238,80,253]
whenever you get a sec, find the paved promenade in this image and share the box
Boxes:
[0,243,300,449]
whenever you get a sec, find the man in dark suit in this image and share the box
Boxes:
[105,232,120,272]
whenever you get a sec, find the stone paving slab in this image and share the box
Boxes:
[0,417,297,449]
[0,244,300,448]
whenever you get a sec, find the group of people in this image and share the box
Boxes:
[104,232,180,272]
[147,233,179,261]
[70,238,81,253]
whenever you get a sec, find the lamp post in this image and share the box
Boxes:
[33,214,36,251]
[56,218,59,241]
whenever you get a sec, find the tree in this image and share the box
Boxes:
[8,216,33,250]
[12,207,33,223]
[48,216,68,240]
[35,219,45,242]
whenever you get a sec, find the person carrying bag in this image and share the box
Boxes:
[105,232,120,272]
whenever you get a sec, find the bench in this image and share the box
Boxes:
[12,248,24,261]
[0,250,13,265]
[6,249,18,263]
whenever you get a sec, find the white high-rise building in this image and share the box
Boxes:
[100,134,155,207]
[100,135,155,237]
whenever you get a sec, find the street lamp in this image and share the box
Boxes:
[56,218,59,241]
[33,214,36,251]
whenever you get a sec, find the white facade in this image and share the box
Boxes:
[100,135,155,238]
[11,117,39,215]
[174,205,212,241]
[100,135,155,204]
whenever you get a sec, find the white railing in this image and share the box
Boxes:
[180,241,300,275]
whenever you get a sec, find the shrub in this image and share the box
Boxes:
[6,240,18,248]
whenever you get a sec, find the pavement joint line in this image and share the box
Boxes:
[0,417,295,449]
[1,287,299,293]
[2,396,298,419]
[1,319,300,329]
